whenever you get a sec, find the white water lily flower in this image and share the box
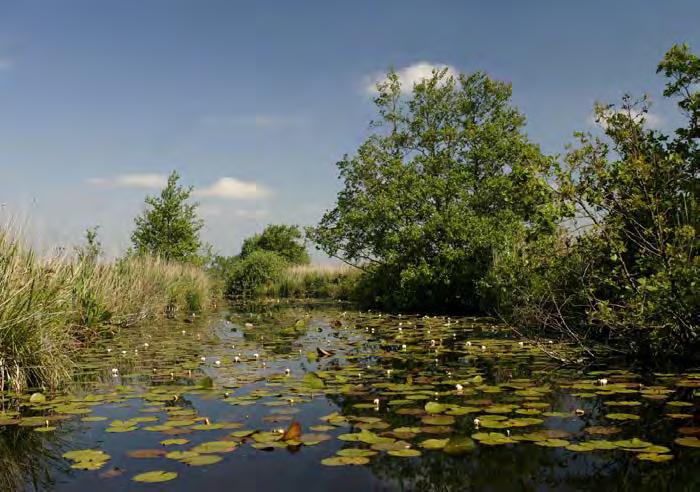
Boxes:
[456,383,464,392]
[214,360,221,366]
[200,356,206,362]
[465,341,472,347]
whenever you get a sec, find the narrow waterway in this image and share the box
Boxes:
[1,303,698,491]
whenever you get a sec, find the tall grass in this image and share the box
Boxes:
[0,227,215,392]
[261,263,360,300]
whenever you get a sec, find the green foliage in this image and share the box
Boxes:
[260,264,361,300]
[131,171,204,262]
[225,250,288,297]
[74,226,102,264]
[310,68,554,312]
[490,44,698,364]
[241,224,310,265]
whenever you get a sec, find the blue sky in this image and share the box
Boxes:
[0,0,698,257]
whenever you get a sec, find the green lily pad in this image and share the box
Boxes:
[606,413,640,421]
[420,438,449,450]
[387,448,421,457]
[191,441,237,453]
[321,456,369,466]
[674,437,700,447]
[613,438,652,449]
[160,439,190,446]
[424,402,446,414]
[132,471,178,483]
[181,455,223,466]
[336,448,377,457]
[637,453,673,462]
[443,435,476,455]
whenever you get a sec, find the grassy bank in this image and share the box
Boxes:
[223,255,361,301]
[0,228,215,393]
[261,264,360,300]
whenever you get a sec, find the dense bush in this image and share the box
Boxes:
[224,250,288,297]
[240,224,310,265]
[483,45,699,364]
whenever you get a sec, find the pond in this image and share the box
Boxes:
[1,303,698,491]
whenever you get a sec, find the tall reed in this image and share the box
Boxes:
[0,227,215,392]
[261,263,360,300]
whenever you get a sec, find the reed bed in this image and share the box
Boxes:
[0,227,214,392]
[261,263,360,300]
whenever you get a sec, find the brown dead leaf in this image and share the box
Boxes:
[316,347,335,357]
[126,449,167,459]
[282,421,302,441]
[99,467,124,479]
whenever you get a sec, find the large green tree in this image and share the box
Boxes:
[240,224,309,265]
[131,171,204,262]
[310,69,554,311]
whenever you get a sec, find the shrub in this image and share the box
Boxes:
[225,250,287,297]
[240,224,310,265]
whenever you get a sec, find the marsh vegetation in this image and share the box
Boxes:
[0,43,697,491]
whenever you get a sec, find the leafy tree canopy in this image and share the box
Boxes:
[131,171,204,262]
[310,68,555,311]
[241,224,310,265]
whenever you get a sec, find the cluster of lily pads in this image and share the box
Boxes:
[0,308,698,486]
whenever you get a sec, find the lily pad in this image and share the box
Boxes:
[132,471,178,483]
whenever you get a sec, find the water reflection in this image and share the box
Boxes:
[0,304,697,491]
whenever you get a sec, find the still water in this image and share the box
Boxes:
[1,303,698,491]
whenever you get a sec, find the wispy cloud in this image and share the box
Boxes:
[589,108,663,129]
[0,57,12,71]
[200,204,269,219]
[87,173,167,189]
[364,61,459,94]
[194,177,270,200]
[200,114,306,130]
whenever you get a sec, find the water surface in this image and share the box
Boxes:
[1,303,698,491]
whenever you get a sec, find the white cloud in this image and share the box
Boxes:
[194,177,270,200]
[364,61,459,94]
[590,108,663,129]
[87,173,167,189]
